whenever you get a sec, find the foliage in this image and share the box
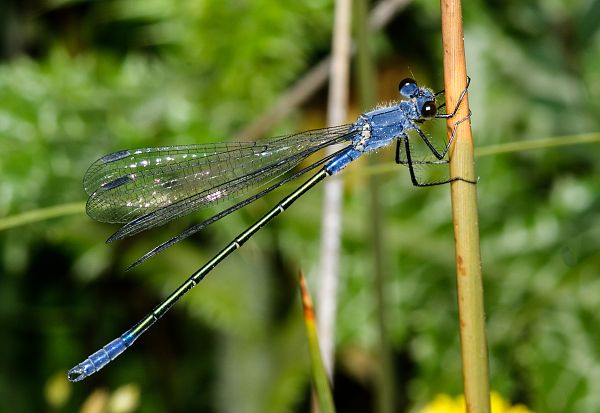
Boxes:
[0,0,599,412]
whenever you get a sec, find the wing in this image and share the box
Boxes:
[84,125,354,240]
[126,145,349,269]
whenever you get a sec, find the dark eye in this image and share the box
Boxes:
[421,100,437,118]
[399,78,418,98]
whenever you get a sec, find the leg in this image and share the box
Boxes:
[414,111,471,160]
[395,136,448,166]
[398,77,475,185]
[434,76,471,118]
[399,135,476,187]
[433,75,471,98]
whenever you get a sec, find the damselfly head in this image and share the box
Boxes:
[399,78,418,98]
[399,78,437,119]
[419,100,437,118]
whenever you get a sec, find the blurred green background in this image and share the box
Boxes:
[1,0,599,412]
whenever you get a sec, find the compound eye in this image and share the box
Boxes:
[421,100,437,118]
[399,78,418,98]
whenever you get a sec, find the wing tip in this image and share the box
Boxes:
[100,150,131,164]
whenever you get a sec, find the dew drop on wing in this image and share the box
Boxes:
[100,150,131,163]
[100,175,133,190]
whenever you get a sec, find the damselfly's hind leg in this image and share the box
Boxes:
[413,111,471,161]
[395,132,477,187]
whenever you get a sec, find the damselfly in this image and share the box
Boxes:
[68,78,473,382]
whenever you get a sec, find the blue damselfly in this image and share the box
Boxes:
[68,78,472,382]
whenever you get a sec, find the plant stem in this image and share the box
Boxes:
[316,0,352,382]
[299,271,337,413]
[474,132,600,157]
[439,1,491,412]
[0,202,85,231]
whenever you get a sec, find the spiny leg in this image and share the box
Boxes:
[396,76,475,185]
[433,76,471,117]
[411,76,472,161]
[396,135,476,187]
[414,111,472,161]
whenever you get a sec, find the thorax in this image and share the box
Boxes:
[351,101,415,152]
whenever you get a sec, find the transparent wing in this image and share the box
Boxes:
[84,125,354,240]
[127,146,349,269]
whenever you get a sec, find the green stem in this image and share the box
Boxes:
[299,271,337,413]
[440,0,491,411]
[474,132,600,157]
[0,202,85,231]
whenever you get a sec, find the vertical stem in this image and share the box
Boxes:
[300,272,337,413]
[439,1,491,412]
[354,1,395,412]
[317,0,352,381]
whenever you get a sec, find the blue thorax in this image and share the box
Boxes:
[324,84,436,175]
